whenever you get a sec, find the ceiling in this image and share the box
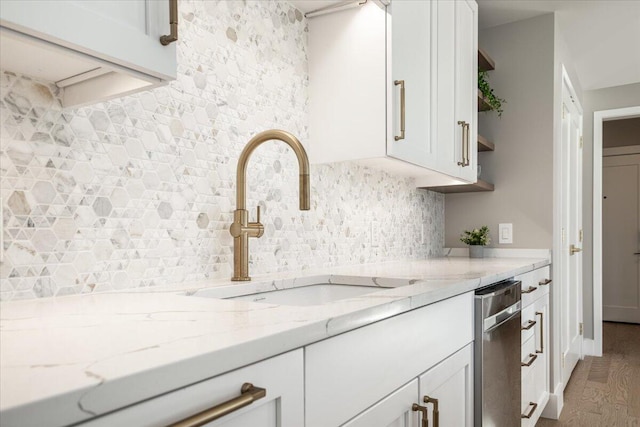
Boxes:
[289,0,640,91]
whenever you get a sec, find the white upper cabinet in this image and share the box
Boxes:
[0,0,177,107]
[308,0,478,187]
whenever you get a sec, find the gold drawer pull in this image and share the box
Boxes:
[536,311,544,354]
[521,319,537,330]
[412,403,429,427]
[522,401,538,419]
[169,383,266,427]
[521,353,538,367]
[521,286,538,294]
[539,278,552,286]
[160,0,179,46]
[394,80,406,141]
[424,395,439,427]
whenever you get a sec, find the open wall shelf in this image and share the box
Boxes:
[422,179,495,194]
[478,134,494,152]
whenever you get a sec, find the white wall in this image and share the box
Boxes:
[582,82,640,338]
[445,14,555,248]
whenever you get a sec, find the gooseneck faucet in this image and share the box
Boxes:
[230,129,310,281]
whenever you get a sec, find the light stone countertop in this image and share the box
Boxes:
[0,256,550,427]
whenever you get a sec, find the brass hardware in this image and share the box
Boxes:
[424,395,439,427]
[522,402,538,419]
[230,130,310,281]
[521,286,538,294]
[160,0,179,46]
[521,319,537,331]
[394,80,406,141]
[579,322,583,336]
[536,311,544,354]
[169,383,266,427]
[539,278,552,286]
[521,353,538,367]
[579,229,583,242]
[457,121,470,167]
[580,135,583,148]
[412,403,429,427]
[570,244,582,255]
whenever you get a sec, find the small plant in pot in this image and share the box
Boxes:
[460,226,491,258]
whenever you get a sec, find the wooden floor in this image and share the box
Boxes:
[537,322,640,427]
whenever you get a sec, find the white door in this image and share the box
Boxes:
[388,0,432,168]
[603,154,640,323]
[560,94,583,386]
[418,344,474,427]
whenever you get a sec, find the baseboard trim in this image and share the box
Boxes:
[541,382,564,420]
[583,338,602,357]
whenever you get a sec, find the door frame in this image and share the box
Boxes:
[592,105,640,357]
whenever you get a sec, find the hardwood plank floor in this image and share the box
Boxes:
[537,322,640,427]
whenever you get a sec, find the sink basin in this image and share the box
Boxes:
[194,283,390,306]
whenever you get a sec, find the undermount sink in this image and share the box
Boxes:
[194,283,390,306]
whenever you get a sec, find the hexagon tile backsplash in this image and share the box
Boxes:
[0,0,443,300]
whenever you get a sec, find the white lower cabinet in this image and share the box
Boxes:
[521,292,550,426]
[305,293,474,427]
[344,344,473,427]
[79,350,304,427]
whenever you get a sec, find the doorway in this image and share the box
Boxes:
[602,119,640,323]
[592,106,640,356]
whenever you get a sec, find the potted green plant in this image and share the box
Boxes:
[460,226,491,258]
[478,71,505,117]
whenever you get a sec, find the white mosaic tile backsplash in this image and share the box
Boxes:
[0,0,444,300]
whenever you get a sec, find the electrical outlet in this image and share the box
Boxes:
[498,223,513,244]
[371,221,380,247]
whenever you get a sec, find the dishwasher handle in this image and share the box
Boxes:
[483,301,521,332]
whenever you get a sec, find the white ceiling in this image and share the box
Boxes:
[289,0,640,91]
[477,0,640,91]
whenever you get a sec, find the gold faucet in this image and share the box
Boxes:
[230,129,310,281]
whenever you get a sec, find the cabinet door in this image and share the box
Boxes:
[343,380,420,427]
[418,344,474,427]
[79,350,303,427]
[0,0,176,79]
[387,0,433,168]
[453,0,478,182]
[433,0,478,182]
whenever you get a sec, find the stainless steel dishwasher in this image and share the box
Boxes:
[474,279,522,427]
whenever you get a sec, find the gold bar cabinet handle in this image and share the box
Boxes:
[521,353,538,367]
[521,286,538,294]
[169,383,266,427]
[412,403,429,427]
[521,319,537,330]
[394,80,406,141]
[457,121,467,166]
[464,122,471,166]
[536,311,544,353]
[160,0,179,45]
[539,278,552,286]
[424,395,439,427]
[570,244,582,255]
[522,402,538,419]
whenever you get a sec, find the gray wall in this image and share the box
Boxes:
[603,117,640,148]
[445,14,555,248]
[582,83,640,338]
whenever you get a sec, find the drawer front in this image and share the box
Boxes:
[80,350,303,427]
[517,266,551,307]
[521,334,538,377]
[305,292,474,427]
[521,304,537,343]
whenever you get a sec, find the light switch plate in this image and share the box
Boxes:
[498,223,513,244]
